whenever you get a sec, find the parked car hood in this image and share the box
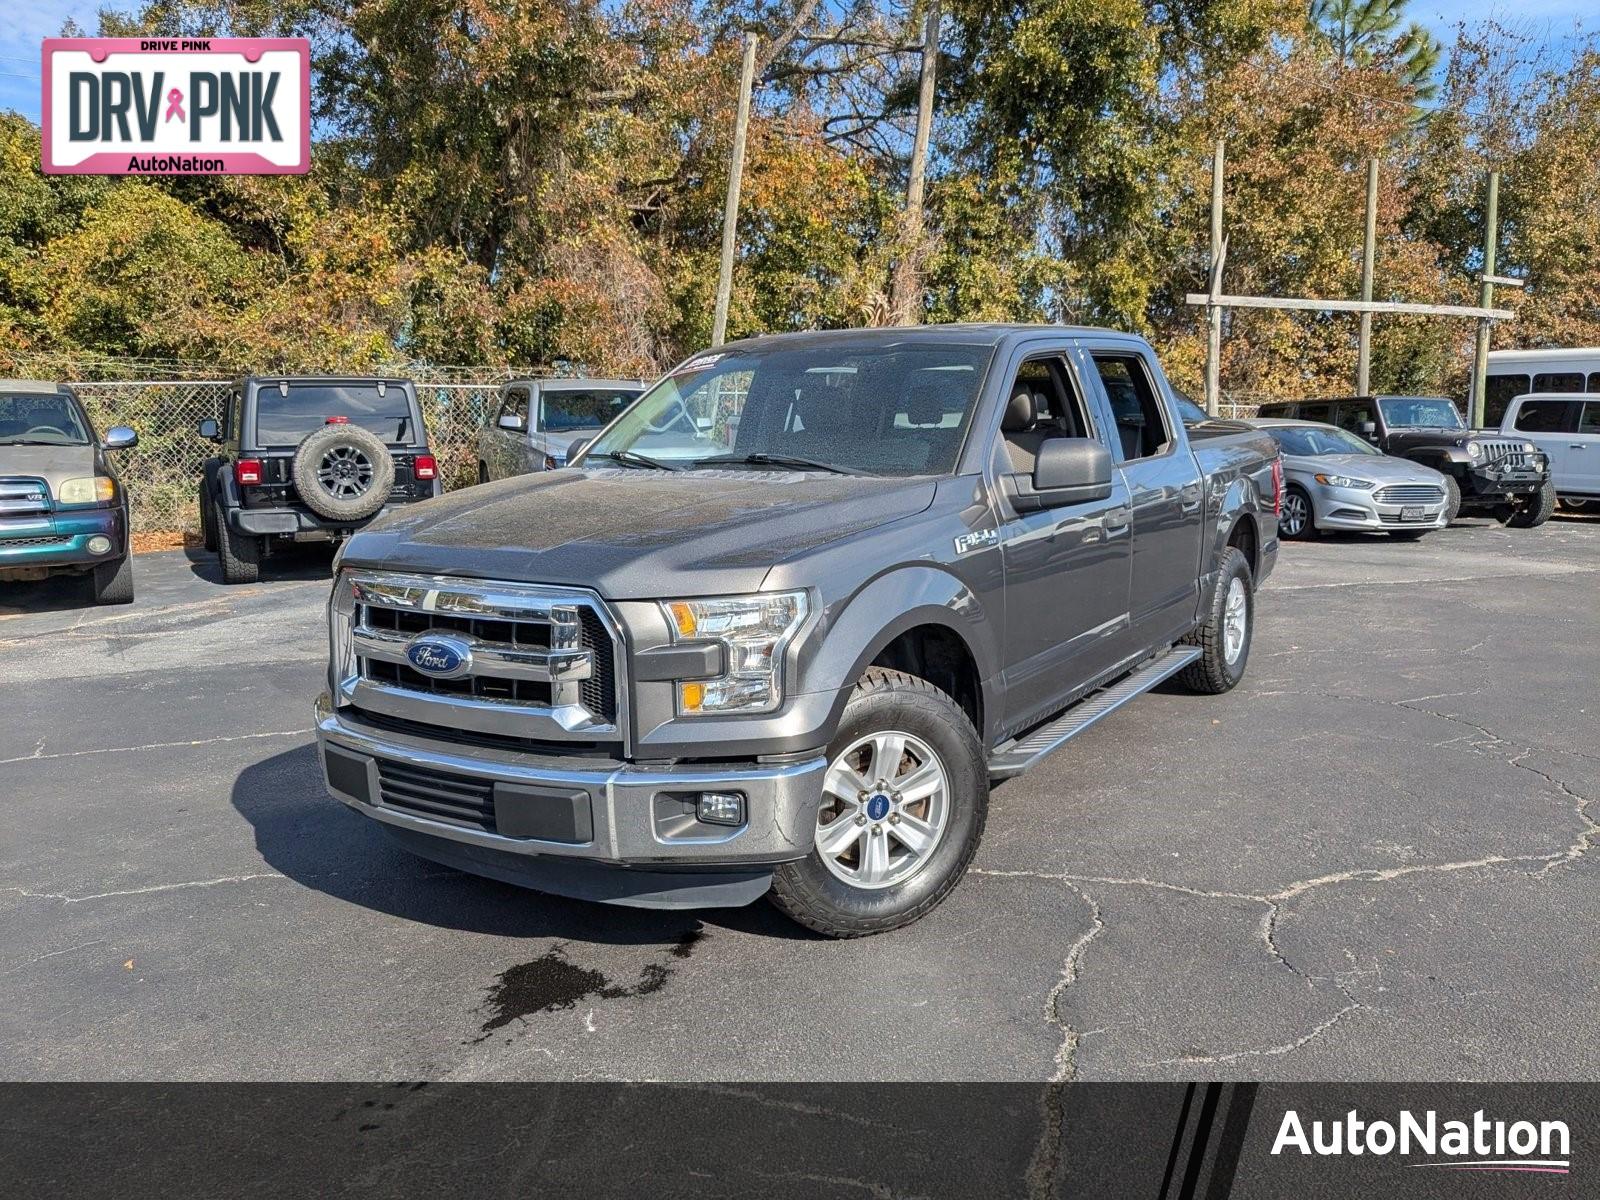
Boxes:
[341,467,939,597]
[0,443,98,494]
[1284,452,1446,484]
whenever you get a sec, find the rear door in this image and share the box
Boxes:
[1079,343,1204,653]
[1572,402,1600,494]
[1510,398,1581,490]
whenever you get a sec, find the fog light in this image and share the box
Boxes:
[86,536,112,555]
[696,791,745,827]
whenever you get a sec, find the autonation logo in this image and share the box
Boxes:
[1272,1108,1571,1175]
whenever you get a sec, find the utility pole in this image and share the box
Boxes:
[889,0,940,325]
[711,34,758,349]
[1469,169,1500,427]
[1356,159,1378,396]
[1204,140,1225,416]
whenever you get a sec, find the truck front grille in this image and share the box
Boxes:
[375,758,497,831]
[1476,440,1532,469]
[337,570,624,744]
[0,534,70,548]
[0,478,50,518]
[1373,484,1444,504]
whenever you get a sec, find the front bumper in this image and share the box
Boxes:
[1462,464,1545,501]
[0,507,125,575]
[1308,486,1448,532]
[315,695,826,909]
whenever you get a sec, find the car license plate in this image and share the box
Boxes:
[1401,505,1424,522]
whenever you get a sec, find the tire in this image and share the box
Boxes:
[1505,479,1557,529]
[1178,546,1253,695]
[1441,475,1462,524]
[769,668,988,938]
[215,501,261,584]
[1278,485,1317,540]
[478,462,490,485]
[91,554,134,605]
[1559,497,1589,512]
[1388,529,1428,541]
[199,478,218,551]
[290,425,395,521]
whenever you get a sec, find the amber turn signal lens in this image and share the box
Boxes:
[668,602,698,638]
[679,682,705,712]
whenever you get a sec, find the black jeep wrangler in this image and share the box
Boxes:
[1255,394,1553,526]
[197,376,441,583]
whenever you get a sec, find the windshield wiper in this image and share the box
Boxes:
[694,453,862,476]
[593,449,680,471]
[0,438,76,446]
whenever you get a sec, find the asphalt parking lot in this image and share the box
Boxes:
[2,515,1596,1082]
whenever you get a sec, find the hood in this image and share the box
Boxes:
[1285,452,1445,485]
[0,443,98,493]
[341,467,939,598]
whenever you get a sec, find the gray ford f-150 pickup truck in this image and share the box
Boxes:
[317,325,1281,936]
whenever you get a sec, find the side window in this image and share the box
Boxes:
[997,354,1093,473]
[224,390,241,441]
[1532,371,1584,393]
[1484,374,1530,429]
[498,387,530,428]
[1298,403,1332,424]
[1580,403,1600,434]
[1091,353,1170,461]
[1513,400,1578,433]
[1588,372,1600,393]
[1334,403,1373,434]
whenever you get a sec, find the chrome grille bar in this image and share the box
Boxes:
[353,622,593,683]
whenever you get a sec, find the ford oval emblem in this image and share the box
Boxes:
[405,634,473,679]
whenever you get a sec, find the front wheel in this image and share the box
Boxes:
[1442,475,1462,524]
[1503,479,1557,529]
[1179,546,1253,695]
[1278,486,1316,539]
[769,669,987,938]
[91,554,134,605]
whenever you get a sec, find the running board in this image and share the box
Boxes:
[987,645,1202,780]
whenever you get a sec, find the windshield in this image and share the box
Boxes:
[1378,396,1463,429]
[0,391,91,445]
[255,384,414,446]
[1268,424,1381,457]
[583,343,994,475]
[541,388,640,433]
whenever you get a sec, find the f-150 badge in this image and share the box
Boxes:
[954,529,998,555]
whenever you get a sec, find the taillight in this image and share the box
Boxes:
[324,415,350,425]
[235,459,263,487]
[413,454,437,481]
[1271,458,1284,516]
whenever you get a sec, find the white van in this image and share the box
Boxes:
[1498,393,1600,510]
[1484,347,1600,428]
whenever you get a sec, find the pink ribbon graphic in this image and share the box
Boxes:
[164,88,185,122]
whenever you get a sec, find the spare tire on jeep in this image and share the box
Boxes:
[291,424,395,522]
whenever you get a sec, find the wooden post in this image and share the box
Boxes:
[1469,169,1500,427]
[1205,140,1224,416]
[888,0,941,325]
[1356,159,1378,396]
[711,34,758,349]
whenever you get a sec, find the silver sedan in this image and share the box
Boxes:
[1251,419,1450,540]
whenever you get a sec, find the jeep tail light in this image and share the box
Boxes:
[324,415,350,425]
[414,454,437,481]
[235,459,263,487]
[1271,458,1284,516]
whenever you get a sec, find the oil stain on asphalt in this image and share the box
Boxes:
[472,926,705,1043]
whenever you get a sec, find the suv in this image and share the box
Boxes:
[0,380,139,605]
[316,325,1281,937]
[476,378,646,482]
[1497,393,1600,512]
[1255,395,1553,526]
[198,376,441,584]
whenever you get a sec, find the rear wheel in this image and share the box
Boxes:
[198,480,218,551]
[91,554,134,605]
[215,501,260,584]
[769,668,987,938]
[478,462,490,485]
[1278,486,1316,539]
[1179,547,1253,695]
[1559,497,1589,512]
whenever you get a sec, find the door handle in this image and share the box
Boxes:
[1570,444,1587,450]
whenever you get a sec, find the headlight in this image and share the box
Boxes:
[328,571,357,692]
[662,591,809,715]
[1523,442,1536,454]
[1467,442,1483,459]
[56,476,116,505]
[1313,473,1376,490]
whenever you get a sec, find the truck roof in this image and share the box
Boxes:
[0,379,73,394]
[236,375,416,386]
[716,323,1145,353]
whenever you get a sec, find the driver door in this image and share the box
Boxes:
[487,386,530,479]
[996,347,1133,734]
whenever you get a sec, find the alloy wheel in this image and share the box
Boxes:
[815,730,950,890]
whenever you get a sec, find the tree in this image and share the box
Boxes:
[1311,0,1440,102]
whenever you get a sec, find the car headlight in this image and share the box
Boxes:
[56,476,116,505]
[1523,442,1536,454]
[1313,473,1376,490]
[1467,442,1483,459]
[662,591,809,715]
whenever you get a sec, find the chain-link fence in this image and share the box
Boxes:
[62,376,535,534]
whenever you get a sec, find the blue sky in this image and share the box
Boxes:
[0,0,1593,123]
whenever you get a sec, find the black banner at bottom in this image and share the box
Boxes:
[1,1083,1592,1197]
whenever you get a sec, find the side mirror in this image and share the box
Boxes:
[197,418,220,442]
[498,412,526,431]
[1359,421,1377,436]
[103,425,138,451]
[1011,438,1114,511]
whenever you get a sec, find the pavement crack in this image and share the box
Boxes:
[0,729,311,765]
[2,873,287,904]
[1139,992,1365,1067]
[1043,880,1103,1084]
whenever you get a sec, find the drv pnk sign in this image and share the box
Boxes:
[42,38,309,175]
